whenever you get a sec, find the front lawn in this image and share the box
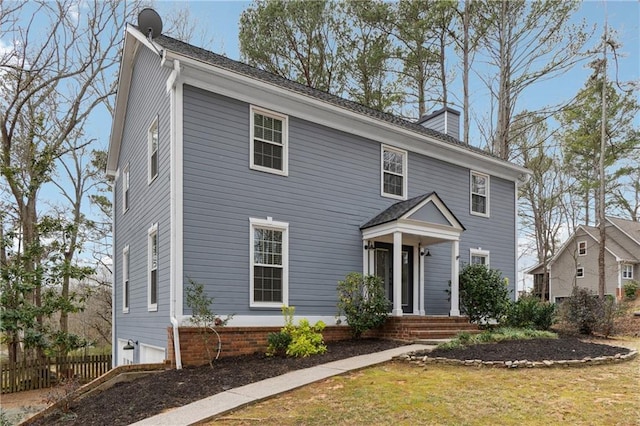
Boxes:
[211,338,640,426]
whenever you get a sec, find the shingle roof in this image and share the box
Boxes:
[361,193,435,230]
[583,224,639,262]
[609,217,640,245]
[155,34,500,162]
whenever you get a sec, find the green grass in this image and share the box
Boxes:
[210,338,639,426]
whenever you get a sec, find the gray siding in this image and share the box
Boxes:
[113,47,172,362]
[182,85,516,317]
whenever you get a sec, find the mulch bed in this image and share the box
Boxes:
[424,337,631,361]
[26,337,632,425]
[27,339,402,426]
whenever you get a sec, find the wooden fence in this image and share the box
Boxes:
[1,354,112,393]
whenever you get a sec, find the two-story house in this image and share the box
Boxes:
[106,23,529,366]
[529,217,640,303]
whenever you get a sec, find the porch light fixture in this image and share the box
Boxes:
[123,339,138,350]
[364,241,375,250]
[420,248,431,257]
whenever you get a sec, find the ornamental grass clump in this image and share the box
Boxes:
[337,273,390,338]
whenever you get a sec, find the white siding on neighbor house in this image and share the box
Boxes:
[181,85,517,317]
[113,46,172,358]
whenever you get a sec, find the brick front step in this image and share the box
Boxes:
[377,316,480,341]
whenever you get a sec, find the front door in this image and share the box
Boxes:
[374,243,413,314]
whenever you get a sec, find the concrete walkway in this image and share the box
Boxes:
[130,344,432,426]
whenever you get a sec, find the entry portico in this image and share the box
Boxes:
[361,192,465,317]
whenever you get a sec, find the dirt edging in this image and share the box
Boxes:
[394,349,638,369]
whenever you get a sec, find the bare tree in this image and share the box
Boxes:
[0,0,135,361]
[478,0,590,160]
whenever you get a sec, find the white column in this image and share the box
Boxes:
[450,240,460,316]
[413,246,419,315]
[392,232,403,316]
[419,247,425,315]
[362,240,368,275]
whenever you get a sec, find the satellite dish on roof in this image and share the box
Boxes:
[138,8,163,40]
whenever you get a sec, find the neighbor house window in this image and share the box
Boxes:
[148,116,159,183]
[578,241,587,256]
[123,165,130,213]
[381,145,407,199]
[470,171,489,216]
[250,106,288,176]
[576,267,584,278]
[123,245,130,313]
[622,264,633,279]
[470,248,490,267]
[250,217,288,307]
[148,223,158,311]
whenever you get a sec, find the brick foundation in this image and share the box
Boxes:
[167,325,358,367]
[167,316,476,367]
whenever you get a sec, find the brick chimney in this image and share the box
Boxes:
[416,107,461,140]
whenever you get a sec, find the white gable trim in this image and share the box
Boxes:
[403,193,465,231]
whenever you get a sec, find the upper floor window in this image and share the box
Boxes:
[250,217,289,307]
[622,264,633,279]
[148,116,159,183]
[578,241,587,256]
[250,106,288,176]
[123,245,130,313]
[381,145,407,200]
[148,223,158,311]
[470,248,490,267]
[470,171,489,216]
[576,267,584,278]
[123,165,130,213]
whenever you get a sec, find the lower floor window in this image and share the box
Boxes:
[576,267,584,278]
[622,264,633,279]
[250,217,289,307]
[470,248,490,267]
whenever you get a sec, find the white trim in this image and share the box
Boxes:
[412,245,419,314]
[470,248,490,267]
[249,217,289,308]
[122,245,130,314]
[122,164,130,213]
[158,53,529,182]
[577,240,587,256]
[622,264,633,280]
[196,315,345,327]
[148,223,159,311]
[381,145,408,200]
[576,266,585,278]
[249,106,289,176]
[168,60,184,369]
[148,115,159,184]
[392,232,403,316]
[450,240,460,316]
[111,188,117,368]
[470,171,490,217]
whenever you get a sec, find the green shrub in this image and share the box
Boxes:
[267,306,327,357]
[337,272,389,338]
[505,295,557,330]
[560,287,620,335]
[623,280,639,300]
[458,264,511,325]
[286,319,327,357]
[266,331,292,356]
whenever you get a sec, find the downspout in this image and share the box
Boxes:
[167,58,183,369]
[111,176,117,368]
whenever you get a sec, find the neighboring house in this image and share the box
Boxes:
[106,24,529,366]
[528,217,640,303]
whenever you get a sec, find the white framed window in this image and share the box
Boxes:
[470,248,490,267]
[148,116,159,183]
[381,145,407,200]
[622,264,633,279]
[249,217,289,308]
[250,106,288,176]
[470,171,489,217]
[148,223,158,311]
[123,245,130,313]
[123,164,130,213]
[577,241,587,256]
[576,267,584,278]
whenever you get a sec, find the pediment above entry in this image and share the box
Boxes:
[360,192,465,241]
